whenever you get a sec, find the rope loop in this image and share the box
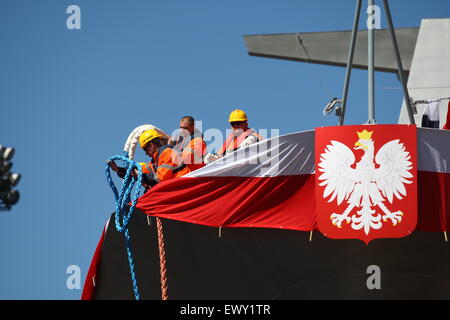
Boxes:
[105,153,143,232]
[105,151,143,300]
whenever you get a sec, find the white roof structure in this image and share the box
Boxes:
[397,18,450,127]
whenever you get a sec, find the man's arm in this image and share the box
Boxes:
[107,161,139,179]
[108,161,127,178]
[109,160,158,187]
[142,171,158,187]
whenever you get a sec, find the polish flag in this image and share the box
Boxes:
[416,128,450,231]
[136,127,450,233]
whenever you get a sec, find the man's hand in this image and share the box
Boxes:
[205,153,220,164]
[239,135,258,149]
[108,160,139,178]
[108,160,119,172]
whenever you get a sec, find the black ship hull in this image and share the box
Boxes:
[93,210,450,300]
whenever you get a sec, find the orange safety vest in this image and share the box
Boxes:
[217,128,262,156]
[181,136,207,171]
[140,146,190,183]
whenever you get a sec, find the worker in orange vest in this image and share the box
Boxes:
[109,129,190,189]
[205,109,264,164]
[171,116,206,172]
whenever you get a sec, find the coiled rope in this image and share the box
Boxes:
[105,124,172,301]
[105,152,143,300]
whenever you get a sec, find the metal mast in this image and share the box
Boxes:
[339,0,415,125]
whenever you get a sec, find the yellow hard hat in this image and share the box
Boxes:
[228,109,248,122]
[139,129,162,148]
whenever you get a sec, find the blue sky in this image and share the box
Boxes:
[0,0,449,299]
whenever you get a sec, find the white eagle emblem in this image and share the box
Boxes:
[317,129,413,235]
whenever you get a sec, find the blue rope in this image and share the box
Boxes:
[105,151,143,300]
